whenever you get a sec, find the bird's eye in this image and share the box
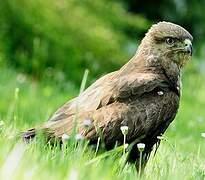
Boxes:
[165,38,175,45]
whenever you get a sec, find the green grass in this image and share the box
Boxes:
[0,65,205,180]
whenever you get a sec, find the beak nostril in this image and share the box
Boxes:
[185,43,190,47]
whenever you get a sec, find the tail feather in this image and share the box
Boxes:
[22,128,36,143]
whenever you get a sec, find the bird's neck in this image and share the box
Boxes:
[121,49,181,95]
[160,56,181,95]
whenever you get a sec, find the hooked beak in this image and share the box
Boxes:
[184,39,193,56]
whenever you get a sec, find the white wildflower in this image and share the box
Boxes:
[201,133,205,138]
[62,134,70,142]
[75,134,84,141]
[137,143,145,176]
[17,74,26,84]
[120,126,128,135]
[137,143,145,152]
[82,119,92,128]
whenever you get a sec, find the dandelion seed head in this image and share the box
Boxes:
[17,74,26,84]
[82,119,92,128]
[120,126,128,135]
[75,134,84,141]
[201,133,205,138]
[62,134,70,142]
[137,143,145,152]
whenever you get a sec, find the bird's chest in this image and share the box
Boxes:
[125,89,180,139]
[144,89,179,126]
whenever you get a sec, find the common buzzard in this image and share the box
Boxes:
[23,21,193,169]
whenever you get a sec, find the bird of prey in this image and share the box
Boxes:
[23,21,193,169]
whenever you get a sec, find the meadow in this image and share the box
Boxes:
[1,1,205,179]
[0,60,205,179]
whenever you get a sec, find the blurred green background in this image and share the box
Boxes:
[0,0,205,129]
[1,0,205,84]
[0,1,205,179]
[0,0,205,130]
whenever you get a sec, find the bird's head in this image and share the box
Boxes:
[139,21,193,68]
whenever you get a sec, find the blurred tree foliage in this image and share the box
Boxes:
[0,0,204,83]
[0,0,149,83]
[119,0,205,48]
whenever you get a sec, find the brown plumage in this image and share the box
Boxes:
[23,22,193,169]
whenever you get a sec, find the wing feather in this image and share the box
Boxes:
[48,68,167,124]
